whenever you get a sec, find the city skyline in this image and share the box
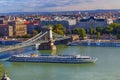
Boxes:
[0,0,120,13]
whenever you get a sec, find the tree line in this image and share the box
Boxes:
[52,23,120,39]
[15,22,120,39]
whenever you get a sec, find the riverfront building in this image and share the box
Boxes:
[0,24,13,37]
[13,21,27,36]
[25,20,40,34]
[27,23,36,34]
[77,16,107,30]
[0,16,8,24]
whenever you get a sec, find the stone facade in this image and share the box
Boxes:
[13,21,27,36]
[0,24,13,37]
[77,16,107,30]
[38,42,56,50]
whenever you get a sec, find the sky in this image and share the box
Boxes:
[0,0,120,13]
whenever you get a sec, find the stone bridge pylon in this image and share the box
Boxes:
[36,27,56,50]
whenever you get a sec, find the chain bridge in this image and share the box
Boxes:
[0,27,70,53]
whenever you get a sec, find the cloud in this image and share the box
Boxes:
[0,0,119,12]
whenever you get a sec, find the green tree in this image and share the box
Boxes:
[89,27,93,35]
[96,26,103,34]
[108,23,120,34]
[33,30,39,36]
[117,34,120,39]
[93,29,97,34]
[53,24,66,35]
[0,64,3,78]
[79,28,86,39]
[97,32,101,39]
[22,34,31,38]
[105,26,113,34]
[73,28,81,34]
[116,27,120,34]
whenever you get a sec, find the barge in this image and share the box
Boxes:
[8,54,97,63]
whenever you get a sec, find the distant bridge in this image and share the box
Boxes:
[0,27,70,53]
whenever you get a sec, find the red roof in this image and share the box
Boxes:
[24,20,39,25]
[24,21,30,25]
[33,21,39,25]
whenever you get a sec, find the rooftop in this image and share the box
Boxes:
[80,16,105,22]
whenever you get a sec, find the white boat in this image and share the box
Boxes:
[8,54,97,63]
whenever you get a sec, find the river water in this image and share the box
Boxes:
[0,45,120,80]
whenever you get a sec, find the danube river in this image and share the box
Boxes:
[0,45,120,80]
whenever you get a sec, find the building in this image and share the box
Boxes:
[27,23,35,34]
[107,18,113,24]
[24,20,40,34]
[52,16,77,29]
[0,19,3,24]
[0,16,8,24]
[77,16,107,30]
[26,23,39,34]
[0,24,13,37]
[13,21,27,36]
[115,18,120,23]
[67,19,76,26]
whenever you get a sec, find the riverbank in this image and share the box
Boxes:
[68,39,120,47]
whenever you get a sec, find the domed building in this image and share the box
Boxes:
[1,72,11,80]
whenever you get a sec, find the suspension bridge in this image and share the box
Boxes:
[0,27,70,53]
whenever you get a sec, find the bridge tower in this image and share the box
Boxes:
[37,27,56,50]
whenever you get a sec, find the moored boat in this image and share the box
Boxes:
[8,54,97,63]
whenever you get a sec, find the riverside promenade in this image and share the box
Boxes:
[68,39,120,47]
